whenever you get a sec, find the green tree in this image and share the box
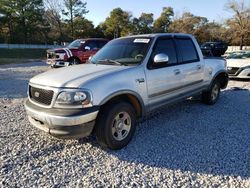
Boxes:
[94,25,105,38]
[0,14,7,43]
[14,0,45,43]
[0,0,45,43]
[153,7,174,33]
[101,8,132,39]
[74,17,96,38]
[62,0,88,40]
[132,13,154,34]
[131,17,140,34]
[138,13,154,34]
[0,0,16,43]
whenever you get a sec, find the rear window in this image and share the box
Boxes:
[176,38,199,63]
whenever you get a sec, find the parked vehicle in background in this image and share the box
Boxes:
[25,33,228,150]
[226,51,250,79]
[201,42,228,57]
[47,38,108,68]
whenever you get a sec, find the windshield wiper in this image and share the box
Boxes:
[97,59,128,66]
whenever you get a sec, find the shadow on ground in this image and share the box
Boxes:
[82,89,250,178]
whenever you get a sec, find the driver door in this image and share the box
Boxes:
[145,37,184,111]
[80,41,99,62]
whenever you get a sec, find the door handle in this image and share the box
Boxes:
[196,65,202,70]
[174,69,181,75]
[136,78,145,83]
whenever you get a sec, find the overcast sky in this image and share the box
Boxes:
[84,0,250,26]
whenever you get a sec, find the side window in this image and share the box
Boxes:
[86,41,98,50]
[97,41,107,48]
[176,38,199,63]
[149,38,177,68]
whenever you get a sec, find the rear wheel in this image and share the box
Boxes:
[202,79,221,105]
[95,102,137,150]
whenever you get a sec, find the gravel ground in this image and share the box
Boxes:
[0,62,250,187]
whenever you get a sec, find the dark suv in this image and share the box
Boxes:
[201,42,228,57]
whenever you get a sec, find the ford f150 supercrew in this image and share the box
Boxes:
[25,33,228,150]
[47,38,108,67]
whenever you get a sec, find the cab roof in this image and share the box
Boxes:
[120,33,193,39]
[77,38,108,41]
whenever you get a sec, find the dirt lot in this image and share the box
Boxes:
[0,62,249,187]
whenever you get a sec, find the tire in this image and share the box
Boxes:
[202,79,221,105]
[51,64,58,68]
[95,101,137,150]
[69,58,80,66]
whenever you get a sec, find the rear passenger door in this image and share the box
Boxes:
[174,37,204,92]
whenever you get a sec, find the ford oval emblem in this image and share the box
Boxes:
[34,92,40,98]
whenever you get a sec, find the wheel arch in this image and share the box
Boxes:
[68,56,81,63]
[211,71,229,89]
[99,90,146,118]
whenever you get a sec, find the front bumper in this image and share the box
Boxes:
[24,100,99,139]
[47,59,70,67]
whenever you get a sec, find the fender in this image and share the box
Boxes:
[209,70,229,89]
[100,89,146,116]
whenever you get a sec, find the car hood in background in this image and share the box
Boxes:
[30,64,129,88]
[47,47,78,53]
[227,58,250,68]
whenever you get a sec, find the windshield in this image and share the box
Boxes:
[91,37,152,65]
[67,39,83,48]
[226,51,250,59]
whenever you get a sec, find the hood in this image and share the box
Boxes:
[30,64,129,88]
[227,58,250,68]
[47,47,78,53]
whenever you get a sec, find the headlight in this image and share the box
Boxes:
[243,65,250,69]
[55,90,92,108]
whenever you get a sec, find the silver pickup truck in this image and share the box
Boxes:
[25,33,228,150]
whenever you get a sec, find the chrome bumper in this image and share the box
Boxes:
[24,100,99,138]
[47,60,70,67]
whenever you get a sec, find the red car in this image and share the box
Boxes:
[47,38,108,67]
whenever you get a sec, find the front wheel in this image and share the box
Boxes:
[69,58,80,66]
[95,102,137,150]
[202,79,221,105]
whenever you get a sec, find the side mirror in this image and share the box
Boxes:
[85,46,91,51]
[153,53,169,64]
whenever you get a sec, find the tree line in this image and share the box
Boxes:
[0,0,249,48]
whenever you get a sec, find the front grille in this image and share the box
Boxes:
[227,67,239,75]
[47,52,56,59]
[29,86,54,106]
[47,54,52,59]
